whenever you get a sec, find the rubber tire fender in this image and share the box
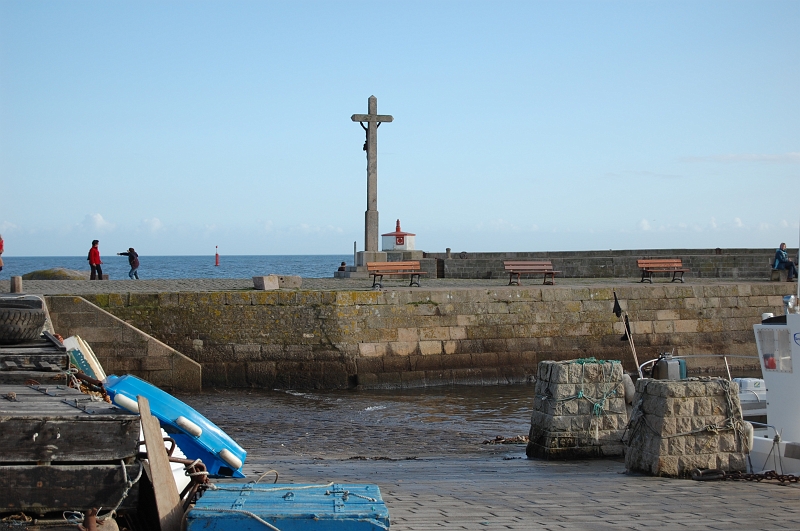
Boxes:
[0,303,47,344]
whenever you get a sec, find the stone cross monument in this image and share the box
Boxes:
[352,95,393,266]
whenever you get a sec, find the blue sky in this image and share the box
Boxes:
[1,1,798,256]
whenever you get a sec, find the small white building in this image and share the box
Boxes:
[382,219,416,251]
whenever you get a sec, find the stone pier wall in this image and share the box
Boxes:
[74,283,788,390]
[422,248,786,280]
[46,296,202,391]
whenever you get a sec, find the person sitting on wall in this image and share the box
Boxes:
[774,242,798,282]
[338,261,347,271]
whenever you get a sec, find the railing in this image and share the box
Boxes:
[639,354,760,381]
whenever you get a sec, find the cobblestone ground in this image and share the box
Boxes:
[1,276,777,295]
[179,387,800,531]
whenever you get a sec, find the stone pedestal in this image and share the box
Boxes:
[275,275,302,288]
[334,266,369,279]
[386,250,424,261]
[624,378,747,478]
[356,251,387,267]
[770,269,788,282]
[10,276,23,293]
[252,276,280,290]
[526,359,627,459]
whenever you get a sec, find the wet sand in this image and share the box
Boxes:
[178,385,800,531]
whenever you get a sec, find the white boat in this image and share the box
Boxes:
[748,295,800,474]
[732,377,767,424]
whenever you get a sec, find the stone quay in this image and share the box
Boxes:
[8,275,793,391]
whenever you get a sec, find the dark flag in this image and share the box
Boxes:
[612,291,622,318]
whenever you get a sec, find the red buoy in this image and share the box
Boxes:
[215,245,220,266]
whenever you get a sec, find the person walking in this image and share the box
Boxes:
[117,247,140,279]
[774,242,798,282]
[0,234,4,273]
[88,240,103,280]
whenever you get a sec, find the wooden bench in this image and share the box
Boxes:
[637,259,689,283]
[504,260,560,285]
[367,261,426,289]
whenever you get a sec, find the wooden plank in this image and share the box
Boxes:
[0,384,136,418]
[0,371,67,385]
[139,395,183,531]
[0,346,64,354]
[0,417,139,462]
[367,261,421,272]
[0,353,69,371]
[0,463,140,513]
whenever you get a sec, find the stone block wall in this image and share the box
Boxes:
[624,378,747,477]
[526,359,627,459]
[74,282,790,390]
[425,248,785,280]
[45,296,202,391]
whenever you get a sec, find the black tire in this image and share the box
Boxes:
[0,303,47,345]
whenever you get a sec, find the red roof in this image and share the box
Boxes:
[382,219,415,237]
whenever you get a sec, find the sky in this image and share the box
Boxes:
[1,1,798,257]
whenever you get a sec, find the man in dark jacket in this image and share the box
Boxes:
[118,248,140,279]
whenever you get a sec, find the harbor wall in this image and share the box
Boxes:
[45,296,202,391]
[417,248,785,280]
[73,283,790,390]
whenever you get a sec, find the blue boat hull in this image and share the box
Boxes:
[104,374,247,478]
[186,483,390,530]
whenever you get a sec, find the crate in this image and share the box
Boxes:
[186,483,390,531]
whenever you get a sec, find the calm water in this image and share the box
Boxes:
[176,384,536,459]
[0,254,350,280]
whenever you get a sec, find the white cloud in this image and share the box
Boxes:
[639,219,651,231]
[780,220,789,228]
[142,218,163,232]
[82,213,115,232]
[0,221,19,235]
[682,152,800,164]
[606,170,682,179]
[710,217,718,230]
[294,223,344,234]
[486,219,520,232]
[759,222,770,230]
[734,218,744,228]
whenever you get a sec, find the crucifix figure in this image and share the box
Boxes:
[352,95,393,254]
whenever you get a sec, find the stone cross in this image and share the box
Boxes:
[352,95,393,253]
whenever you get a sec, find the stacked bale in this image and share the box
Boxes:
[526,359,627,459]
[625,378,747,477]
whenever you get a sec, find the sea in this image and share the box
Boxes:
[0,255,351,281]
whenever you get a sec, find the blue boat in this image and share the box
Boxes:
[185,482,390,530]
[104,374,247,478]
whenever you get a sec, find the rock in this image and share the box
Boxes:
[22,268,89,280]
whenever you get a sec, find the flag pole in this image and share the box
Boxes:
[624,314,643,378]
[614,290,643,378]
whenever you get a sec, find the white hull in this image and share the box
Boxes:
[749,308,800,474]
[749,434,800,475]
